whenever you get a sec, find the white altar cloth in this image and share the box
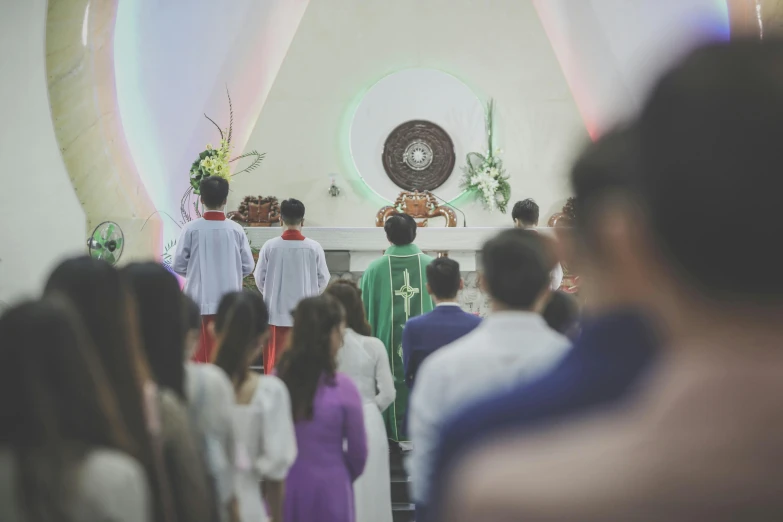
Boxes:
[244,227,555,271]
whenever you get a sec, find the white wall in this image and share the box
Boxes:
[0,0,86,307]
[236,0,588,227]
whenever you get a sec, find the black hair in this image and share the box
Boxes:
[638,39,783,300]
[481,229,553,309]
[0,297,134,522]
[213,291,269,389]
[183,295,201,331]
[277,295,345,421]
[384,213,417,246]
[200,176,229,209]
[570,125,639,251]
[426,257,461,300]
[511,198,539,226]
[281,199,306,226]
[122,262,186,400]
[542,291,579,334]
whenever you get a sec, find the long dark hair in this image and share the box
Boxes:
[213,291,269,390]
[0,297,133,522]
[277,295,345,421]
[122,262,187,399]
[44,257,170,522]
[325,279,371,336]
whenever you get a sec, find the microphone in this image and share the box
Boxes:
[428,191,468,227]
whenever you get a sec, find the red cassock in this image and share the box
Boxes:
[264,325,291,374]
[192,315,216,363]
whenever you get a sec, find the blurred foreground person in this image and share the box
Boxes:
[45,258,174,522]
[277,295,367,522]
[442,40,783,522]
[0,298,150,522]
[428,126,659,521]
[213,291,297,522]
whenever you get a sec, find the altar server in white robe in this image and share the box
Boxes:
[173,176,255,363]
[328,280,396,522]
[512,198,564,290]
[408,230,571,518]
[254,198,330,373]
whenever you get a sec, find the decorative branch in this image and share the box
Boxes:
[226,86,234,148]
[230,150,266,175]
[203,113,224,141]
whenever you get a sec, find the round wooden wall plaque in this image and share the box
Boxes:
[381,120,456,191]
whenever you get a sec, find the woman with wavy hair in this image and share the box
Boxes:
[327,280,395,522]
[277,294,368,522]
[212,290,297,522]
[0,297,150,522]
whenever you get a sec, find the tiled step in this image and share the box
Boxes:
[392,502,415,522]
[391,475,411,504]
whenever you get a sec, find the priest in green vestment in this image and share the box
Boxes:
[361,214,434,442]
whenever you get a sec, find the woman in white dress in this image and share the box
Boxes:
[213,291,297,522]
[326,280,396,522]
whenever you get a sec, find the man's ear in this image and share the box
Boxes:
[458,278,465,291]
[426,283,433,295]
[478,272,487,294]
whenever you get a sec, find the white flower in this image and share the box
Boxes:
[489,167,499,178]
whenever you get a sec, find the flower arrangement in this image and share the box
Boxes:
[461,99,511,213]
[182,88,265,221]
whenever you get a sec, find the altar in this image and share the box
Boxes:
[243,226,552,272]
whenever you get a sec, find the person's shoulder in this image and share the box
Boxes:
[187,362,233,395]
[366,255,390,269]
[257,374,288,396]
[361,334,387,353]
[79,448,148,497]
[303,237,325,249]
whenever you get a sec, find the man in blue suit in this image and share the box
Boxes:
[401,257,481,391]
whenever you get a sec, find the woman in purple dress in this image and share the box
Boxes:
[277,295,368,522]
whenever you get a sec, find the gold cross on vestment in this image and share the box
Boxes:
[394,269,420,320]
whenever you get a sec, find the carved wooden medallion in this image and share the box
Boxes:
[382,120,455,191]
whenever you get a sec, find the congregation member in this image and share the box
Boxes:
[542,290,580,336]
[408,229,571,519]
[213,291,297,522]
[182,295,238,522]
[122,263,216,522]
[440,40,783,521]
[0,298,151,522]
[361,213,433,443]
[277,295,367,522]
[328,280,396,522]
[45,258,175,522]
[173,176,255,363]
[255,198,330,373]
[427,126,660,522]
[512,198,564,290]
[401,257,481,389]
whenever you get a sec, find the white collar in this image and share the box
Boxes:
[436,302,462,307]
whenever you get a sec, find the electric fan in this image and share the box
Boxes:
[87,221,124,266]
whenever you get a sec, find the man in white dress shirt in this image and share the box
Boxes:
[407,229,571,517]
[173,176,255,362]
[254,198,330,373]
[512,198,564,290]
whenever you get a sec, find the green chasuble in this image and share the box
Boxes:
[360,244,434,442]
